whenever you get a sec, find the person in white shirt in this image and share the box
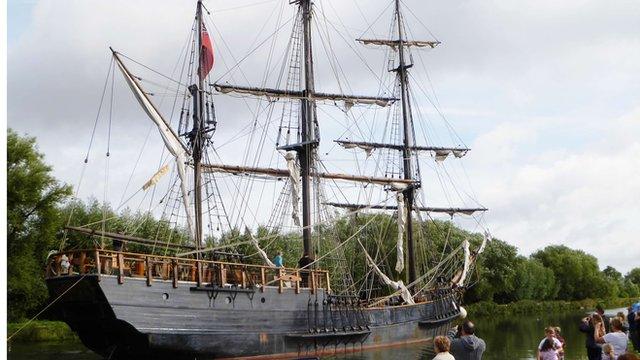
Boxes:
[596,318,628,360]
[432,335,455,360]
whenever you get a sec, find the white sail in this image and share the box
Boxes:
[455,240,471,286]
[477,232,490,255]
[113,52,195,240]
[282,151,301,226]
[362,245,415,305]
[246,227,275,267]
[395,192,406,272]
[142,164,170,191]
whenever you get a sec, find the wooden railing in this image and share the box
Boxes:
[46,249,331,293]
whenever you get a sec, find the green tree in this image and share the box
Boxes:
[7,129,72,321]
[602,266,623,282]
[514,257,557,301]
[532,245,610,300]
[627,268,640,286]
[464,239,519,304]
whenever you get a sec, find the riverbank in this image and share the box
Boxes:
[466,297,638,317]
[7,321,78,343]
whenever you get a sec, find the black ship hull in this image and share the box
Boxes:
[47,274,460,359]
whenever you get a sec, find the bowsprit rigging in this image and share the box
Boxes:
[45,1,492,359]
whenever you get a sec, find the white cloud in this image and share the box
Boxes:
[7,0,640,272]
[472,108,640,272]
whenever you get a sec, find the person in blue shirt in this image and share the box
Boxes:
[273,251,283,268]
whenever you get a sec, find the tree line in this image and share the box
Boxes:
[7,129,640,321]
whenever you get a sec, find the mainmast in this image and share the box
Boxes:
[299,0,316,258]
[189,0,206,257]
[211,0,400,263]
[394,0,418,284]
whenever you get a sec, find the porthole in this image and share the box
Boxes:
[225,296,232,304]
[260,297,266,303]
[162,293,169,300]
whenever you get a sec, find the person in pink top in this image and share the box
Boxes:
[539,338,560,360]
[537,327,563,360]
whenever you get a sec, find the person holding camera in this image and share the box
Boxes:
[580,313,605,360]
[447,320,486,360]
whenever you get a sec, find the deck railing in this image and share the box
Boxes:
[46,249,331,293]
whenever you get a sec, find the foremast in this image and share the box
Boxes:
[189,0,206,258]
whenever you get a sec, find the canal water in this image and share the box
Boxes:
[7,309,629,360]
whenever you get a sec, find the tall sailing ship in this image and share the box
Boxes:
[46,0,490,358]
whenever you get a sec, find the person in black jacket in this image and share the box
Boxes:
[579,314,602,360]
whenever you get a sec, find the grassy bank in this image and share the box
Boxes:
[7,320,78,343]
[466,297,639,318]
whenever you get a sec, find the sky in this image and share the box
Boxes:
[7,0,640,273]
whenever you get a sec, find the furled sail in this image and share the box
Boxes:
[213,84,398,107]
[282,151,301,226]
[457,240,471,286]
[142,164,170,191]
[201,163,414,189]
[477,232,490,255]
[113,51,195,240]
[325,202,487,216]
[395,192,406,272]
[246,227,275,267]
[361,243,415,305]
[356,38,441,49]
[335,140,469,160]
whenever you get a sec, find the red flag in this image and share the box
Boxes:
[199,23,214,80]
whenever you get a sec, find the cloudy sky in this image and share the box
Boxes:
[8,0,640,273]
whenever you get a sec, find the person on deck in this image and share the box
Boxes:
[298,253,313,287]
[447,320,486,360]
[273,251,283,268]
[112,238,124,252]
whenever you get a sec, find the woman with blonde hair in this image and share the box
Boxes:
[432,335,454,360]
[593,313,606,342]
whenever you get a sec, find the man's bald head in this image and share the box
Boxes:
[461,320,476,335]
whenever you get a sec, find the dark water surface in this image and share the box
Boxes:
[8,309,627,360]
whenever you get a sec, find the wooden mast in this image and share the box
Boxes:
[395,0,418,284]
[300,0,316,258]
[189,0,205,259]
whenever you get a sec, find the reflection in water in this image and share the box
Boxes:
[8,342,101,360]
[10,310,625,360]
